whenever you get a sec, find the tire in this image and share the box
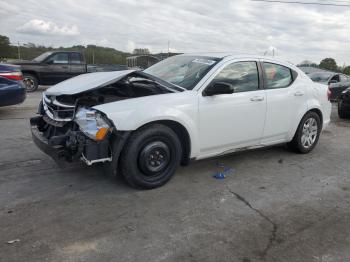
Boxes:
[120,124,182,189]
[23,74,38,92]
[338,100,347,119]
[287,111,321,154]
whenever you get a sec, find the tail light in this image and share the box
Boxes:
[0,71,23,81]
[327,85,332,101]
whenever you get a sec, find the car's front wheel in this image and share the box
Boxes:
[120,124,182,189]
[288,111,321,154]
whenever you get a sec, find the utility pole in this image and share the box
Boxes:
[17,42,21,60]
[167,41,170,57]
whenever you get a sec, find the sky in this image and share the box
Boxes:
[0,0,350,65]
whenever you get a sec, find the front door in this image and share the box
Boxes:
[42,52,71,85]
[198,60,267,156]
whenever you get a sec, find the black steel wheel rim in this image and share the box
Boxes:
[138,141,171,176]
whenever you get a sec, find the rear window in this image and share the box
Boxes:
[309,72,333,83]
[263,63,293,89]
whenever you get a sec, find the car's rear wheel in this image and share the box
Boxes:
[120,124,182,189]
[23,74,38,92]
[287,111,321,154]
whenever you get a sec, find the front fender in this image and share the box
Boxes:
[94,94,200,157]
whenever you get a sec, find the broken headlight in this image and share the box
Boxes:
[74,107,110,141]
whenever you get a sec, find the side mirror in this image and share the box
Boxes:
[329,80,338,84]
[203,82,234,96]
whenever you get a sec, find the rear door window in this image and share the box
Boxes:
[263,63,293,89]
[70,53,83,64]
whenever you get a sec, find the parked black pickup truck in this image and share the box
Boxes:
[13,51,127,92]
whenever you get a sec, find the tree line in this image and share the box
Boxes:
[0,35,131,64]
[299,58,350,75]
[1,34,349,73]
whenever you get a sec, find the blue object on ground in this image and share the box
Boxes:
[213,163,235,179]
[213,172,226,179]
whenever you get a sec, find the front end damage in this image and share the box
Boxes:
[30,102,112,165]
[30,71,175,166]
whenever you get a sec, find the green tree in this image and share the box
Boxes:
[319,58,338,72]
[0,34,130,64]
[343,66,350,76]
[0,35,15,59]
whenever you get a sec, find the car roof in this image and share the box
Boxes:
[50,50,81,53]
[309,71,336,76]
[178,52,297,68]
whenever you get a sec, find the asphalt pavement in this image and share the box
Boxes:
[1,91,350,262]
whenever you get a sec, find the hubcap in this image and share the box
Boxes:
[138,141,170,176]
[24,77,35,90]
[301,117,318,149]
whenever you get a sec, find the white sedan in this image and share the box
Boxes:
[30,53,332,189]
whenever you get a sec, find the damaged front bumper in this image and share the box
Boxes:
[30,116,111,165]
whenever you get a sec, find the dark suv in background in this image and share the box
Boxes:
[309,71,350,101]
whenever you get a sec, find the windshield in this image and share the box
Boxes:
[144,55,221,90]
[309,72,333,83]
[33,52,53,62]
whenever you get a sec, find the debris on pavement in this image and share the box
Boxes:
[6,239,20,244]
[213,172,226,179]
[213,163,235,179]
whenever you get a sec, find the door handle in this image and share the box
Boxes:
[294,91,304,97]
[250,96,264,102]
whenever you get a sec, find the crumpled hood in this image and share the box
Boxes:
[45,70,135,96]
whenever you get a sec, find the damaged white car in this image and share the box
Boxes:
[31,54,332,189]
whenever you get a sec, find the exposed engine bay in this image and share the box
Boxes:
[49,72,174,111]
[31,71,177,165]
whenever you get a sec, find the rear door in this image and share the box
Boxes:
[41,52,71,84]
[198,60,267,156]
[69,52,86,77]
[260,61,307,144]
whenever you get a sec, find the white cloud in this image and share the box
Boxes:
[17,19,79,36]
[1,0,350,64]
[169,47,178,53]
[126,40,136,53]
